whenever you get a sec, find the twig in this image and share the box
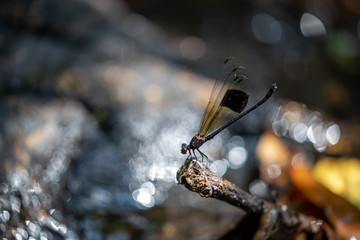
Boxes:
[176,156,332,239]
[176,156,264,214]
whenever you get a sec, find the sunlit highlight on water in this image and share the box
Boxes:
[127,105,200,207]
[300,13,327,37]
[326,124,341,145]
[292,122,308,142]
[210,160,228,176]
[0,101,87,239]
[132,182,157,208]
[227,136,245,149]
[249,180,268,198]
[132,188,155,208]
[228,147,248,169]
[128,100,253,207]
[251,13,282,44]
[141,182,156,195]
[271,101,341,152]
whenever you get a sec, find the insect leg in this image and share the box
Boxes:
[197,149,208,161]
[192,149,198,160]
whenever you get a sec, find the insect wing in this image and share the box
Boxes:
[198,58,249,136]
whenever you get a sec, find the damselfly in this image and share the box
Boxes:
[181,57,277,159]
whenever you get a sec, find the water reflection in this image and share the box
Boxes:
[326,124,341,145]
[251,13,282,44]
[271,101,341,152]
[209,160,228,177]
[179,36,206,60]
[300,13,327,37]
[132,182,156,208]
[0,99,89,239]
[127,105,200,206]
[227,146,248,169]
[249,179,268,198]
[292,122,308,142]
[132,189,155,208]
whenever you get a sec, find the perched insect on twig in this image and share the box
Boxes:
[181,57,277,159]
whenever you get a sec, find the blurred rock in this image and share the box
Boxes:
[0,97,91,239]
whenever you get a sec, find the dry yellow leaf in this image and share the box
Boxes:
[313,157,360,210]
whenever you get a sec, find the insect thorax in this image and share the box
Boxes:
[189,134,205,149]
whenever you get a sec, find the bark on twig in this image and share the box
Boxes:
[176,156,264,214]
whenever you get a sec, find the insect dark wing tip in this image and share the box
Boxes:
[220,89,249,113]
[236,74,247,83]
[195,58,277,147]
[224,57,235,64]
[198,57,250,136]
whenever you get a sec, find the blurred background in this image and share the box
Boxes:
[0,0,359,239]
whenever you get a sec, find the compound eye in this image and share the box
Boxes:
[181,143,188,154]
